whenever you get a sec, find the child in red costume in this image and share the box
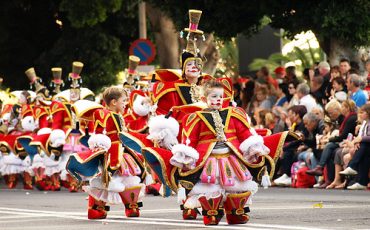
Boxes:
[143,80,271,225]
[67,87,145,220]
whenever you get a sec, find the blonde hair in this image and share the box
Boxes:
[325,99,341,111]
[341,100,357,112]
[102,87,128,106]
[202,79,223,97]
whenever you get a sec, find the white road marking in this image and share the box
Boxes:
[0,207,331,230]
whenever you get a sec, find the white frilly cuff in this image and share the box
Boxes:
[170,144,199,169]
[240,135,270,162]
[88,134,111,151]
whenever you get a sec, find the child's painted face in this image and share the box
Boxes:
[206,88,224,110]
[185,60,201,80]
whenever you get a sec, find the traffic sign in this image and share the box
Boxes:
[129,39,156,65]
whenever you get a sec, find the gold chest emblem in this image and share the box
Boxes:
[99,110,105,119]
[35,108,41,117]
[156,82,164,93]
[52,103,59,112]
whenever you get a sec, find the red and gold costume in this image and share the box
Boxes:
[142,106,294,225]
[67,100,146,220]
[123,90,151,133]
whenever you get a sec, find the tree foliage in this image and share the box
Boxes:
[147,0,265,39]
[0,0,139,92]
[263,0,370,54]
[0,0,369,92]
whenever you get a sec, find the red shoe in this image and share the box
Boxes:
[203,213,223,225]
[198,195,224,225]
[181,205,198,220]
[67,174,79,192]
[119,186,142,218]
[224,191,251,225]
[35,180,47,191]
[145,183,161,196]
[125,207,140,217]
[226,213,250,224]
[51,174,61,191]
[88,208,108,219]
[60,180,70,189]
[88,196,109,219]
[23,172,33,190]
[7,174,18,189]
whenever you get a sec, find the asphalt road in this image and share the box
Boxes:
[0,186,369,230]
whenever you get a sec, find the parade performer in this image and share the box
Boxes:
[0,68,41,189]
[142,80,266,225]
[67,86,146,220]
[51,62,92,192]
[142,79,297,225]
[123,55,141,92]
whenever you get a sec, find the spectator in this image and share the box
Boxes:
[340,103,370,189]
[274,83,288,107]
[363,60,370,94]
[329,65,341,81]
[301,112,325,162]
[330,77,347,99]
[306,100,357,188]
[297,83,317,112]
[347,74,367,107]
[272,107,288,133]
[274,66,286,84]
[253,108,269,129]
[232,82,242,107]
[339,58,351,79]
[241,79,255,110]
[274,105,308,186]
[257,66,278,89]
[317,61,331,88]
[285,66,300,86]
[287,82,299,107]
[311,105,325,120]
[310,72,326,105]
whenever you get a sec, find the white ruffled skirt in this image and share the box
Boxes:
[83,173,145,205]
[183,151,259,209]
[44,156,62,176]
[0,152,23,175]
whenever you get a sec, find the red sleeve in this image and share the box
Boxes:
[156,91,179,115]
[231,115,253,142]
[51,110,64,129]
[38,114,49,129]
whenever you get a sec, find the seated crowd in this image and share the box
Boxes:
[233,58,370,190]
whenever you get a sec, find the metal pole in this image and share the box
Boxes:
[138,2,147,39]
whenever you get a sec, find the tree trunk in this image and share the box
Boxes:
[198,33,219,75]
[320,37,368,72]
[146,3,180,69]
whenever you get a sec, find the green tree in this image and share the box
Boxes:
[0,0,139,92]
[263,0,370,64]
